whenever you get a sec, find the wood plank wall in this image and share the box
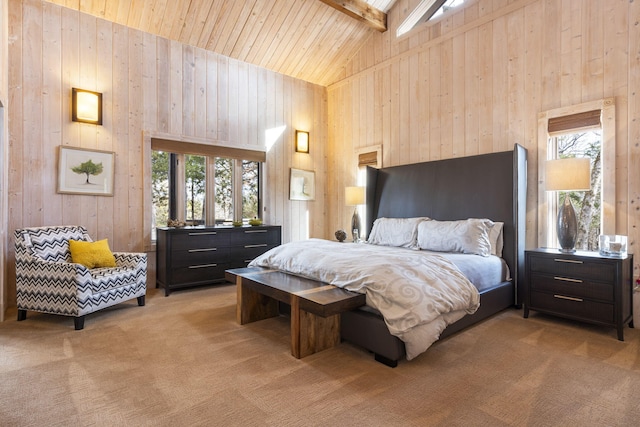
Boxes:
[3,0,327,308]
[327,0,640,278]
[0,0,8,320]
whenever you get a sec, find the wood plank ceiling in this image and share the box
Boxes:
[44,0,399,87]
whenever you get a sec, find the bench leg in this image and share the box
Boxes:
[290,295,340,358]
[236,276,278,324]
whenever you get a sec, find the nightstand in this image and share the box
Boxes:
[524,248,634,340]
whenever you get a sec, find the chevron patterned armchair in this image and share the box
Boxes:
[15,225,147,330]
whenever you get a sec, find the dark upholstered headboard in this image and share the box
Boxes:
[365,144,527,305]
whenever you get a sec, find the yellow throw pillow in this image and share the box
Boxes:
[69,239,117,269]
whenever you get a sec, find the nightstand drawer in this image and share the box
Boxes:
[530,291,614,324]
[529,273,613,301]
[528,255,615,282]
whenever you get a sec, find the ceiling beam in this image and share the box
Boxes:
[319,0,387,32]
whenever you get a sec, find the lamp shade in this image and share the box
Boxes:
[345,186,365,206]
[545,158,590,191]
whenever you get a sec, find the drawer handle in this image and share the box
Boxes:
[245,244,267,248]
[188,248,217,253]
[553,258,583,264]
[244,260,253,263]
[245,230,267,234]
[553,276,582,283]
[188,232,217,236]
[188,263,218,269]
[553,294,583,302]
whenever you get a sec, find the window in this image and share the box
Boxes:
[537,98,615,250]
[242,160,260,220]
[214,158,233,223]
[149,136,265,241]
[185,154,206,225]
[547,130,602,250]
[354,145,382,239]
[397,0,466,37]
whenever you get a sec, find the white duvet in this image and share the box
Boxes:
[248,239,480,360]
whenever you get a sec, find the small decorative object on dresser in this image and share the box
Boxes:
[524,248,634,340]
[599,235,627,257]
[335,229,347,242]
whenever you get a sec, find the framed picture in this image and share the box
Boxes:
[57,146,115,196]
[289,168,315,201]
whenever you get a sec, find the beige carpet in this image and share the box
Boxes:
[2,283,640,426]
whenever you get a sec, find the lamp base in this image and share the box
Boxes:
[557,194,578,252]
[351,209,361,243]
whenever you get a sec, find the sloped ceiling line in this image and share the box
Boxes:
[43,0,396,86]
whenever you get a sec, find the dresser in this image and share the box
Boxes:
[524,248,633,340]
[156,225,281,296]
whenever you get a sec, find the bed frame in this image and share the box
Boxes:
[340,144,528,367]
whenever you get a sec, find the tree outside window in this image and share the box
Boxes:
[242,160,259,220]
[185,155,206,225]
[151,150,262,238]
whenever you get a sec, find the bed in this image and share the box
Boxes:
[252,144,527,366]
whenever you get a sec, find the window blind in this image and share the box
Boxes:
[548,109,601,135]
[358,151,378,168]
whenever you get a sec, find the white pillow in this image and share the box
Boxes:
[417,218,493,256]
[367,217,429,249]
[489,222,504,257]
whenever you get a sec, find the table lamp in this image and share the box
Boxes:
[345,186,365,242]
[545,157,591,252]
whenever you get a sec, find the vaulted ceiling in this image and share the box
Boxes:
[44,0,401,87]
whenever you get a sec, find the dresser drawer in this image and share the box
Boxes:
[528,255,615,282]
[530,291,614,324]
[170,230,230,250]
[170,263,229,285]
[232,228,279,246]
[529,273,614,301]
[169,248,230,268]
[229,245,277,264]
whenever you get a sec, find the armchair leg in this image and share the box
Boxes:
[17,309,27,321]
[137,296,145,306]
[74,316,85,330]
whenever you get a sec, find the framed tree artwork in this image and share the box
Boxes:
[57,146,115,196]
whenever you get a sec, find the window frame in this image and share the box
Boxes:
[144,132,266,251]
[537,97,615,249]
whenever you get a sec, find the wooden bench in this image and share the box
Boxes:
[225,267,366,358]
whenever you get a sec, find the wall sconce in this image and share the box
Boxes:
[295,130,309,153]
[345,186,365,242]
[72,88,102,125]
[545,157,591,252]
